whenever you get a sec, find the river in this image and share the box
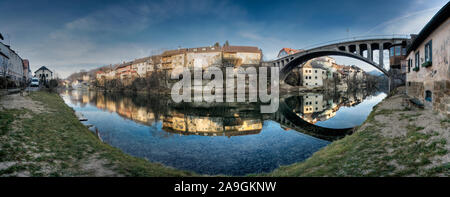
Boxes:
[60,89,386,175]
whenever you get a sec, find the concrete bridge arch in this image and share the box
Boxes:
[265,37,410,82]
[279,50,388,81]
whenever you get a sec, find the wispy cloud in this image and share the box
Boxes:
[363,6,440,35]
[12,0,248,78]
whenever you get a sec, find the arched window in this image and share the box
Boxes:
[425,90,432,102]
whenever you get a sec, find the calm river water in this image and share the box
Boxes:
[60,89,386,175]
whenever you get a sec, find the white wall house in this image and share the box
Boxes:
[301,60,327,88]
[132,57,151,77]
[34,66,53,84]
[0,41,24,85]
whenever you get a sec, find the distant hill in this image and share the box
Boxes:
[367,70,384,76]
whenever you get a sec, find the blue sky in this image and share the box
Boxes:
[0,0,447,78]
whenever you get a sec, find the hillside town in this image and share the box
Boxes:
[91,43,262,90]
[58,43,374,93]
[0,37,373,94]
[278,49,370,90]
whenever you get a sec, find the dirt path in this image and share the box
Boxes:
[0,93,46,113]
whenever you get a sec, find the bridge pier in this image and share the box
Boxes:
[379,43,384,67]
[388,68,406,92]
[367,45,372,61]
[356,45,360,56]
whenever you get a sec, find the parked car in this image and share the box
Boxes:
[30,78,39,87]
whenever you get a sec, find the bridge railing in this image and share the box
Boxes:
[300,34,410,51]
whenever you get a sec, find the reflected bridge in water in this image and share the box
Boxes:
[61,89,381,141]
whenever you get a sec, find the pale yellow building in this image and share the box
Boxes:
[301,60,327,88]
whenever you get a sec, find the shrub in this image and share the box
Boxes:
[48,79,59,92]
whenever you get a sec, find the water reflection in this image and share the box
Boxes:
[60,89,385,175]
[283,89,385,128]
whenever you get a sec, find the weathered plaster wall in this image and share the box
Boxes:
[0,42,24,82]
[186,51,222,69]
[406,18,450,117]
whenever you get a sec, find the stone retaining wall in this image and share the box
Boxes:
[407,80,450,117]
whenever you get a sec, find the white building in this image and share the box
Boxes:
[315,56,336,78]
[132,57,151,77]
[34,66,53,84]
[301,60,328,88]
[0,41,24,85]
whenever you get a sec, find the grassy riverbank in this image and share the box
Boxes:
[0,91,195,176]
[260,87,449,177]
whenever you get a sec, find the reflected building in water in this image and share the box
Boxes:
[285,90,371,124]
[162,111,262,137]
[62,88,375,137]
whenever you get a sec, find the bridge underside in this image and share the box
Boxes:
[268,38,411,82]
[279,50,389,81]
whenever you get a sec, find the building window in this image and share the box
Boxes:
[390,47,394,57]
[424,40,432,65]
[407,58,411,72]
[414,51,420,71]
[425,90,432,102]
[402,47,406,56]
[315,70,317,73]
[395,46,401,56]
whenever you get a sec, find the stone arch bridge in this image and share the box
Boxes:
[264,36,410,81]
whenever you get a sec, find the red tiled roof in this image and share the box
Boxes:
[279,48,303,55]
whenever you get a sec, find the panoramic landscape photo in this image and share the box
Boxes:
[0,0,449,179]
